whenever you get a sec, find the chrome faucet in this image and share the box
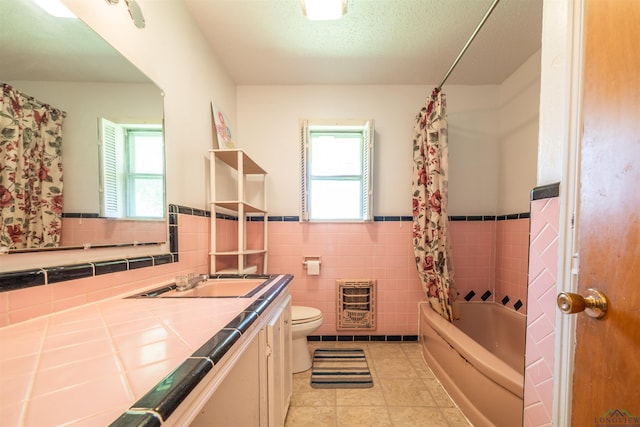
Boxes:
[189,274,208,288]
[176,274,208,291]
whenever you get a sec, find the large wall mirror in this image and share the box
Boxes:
[0,0,166,255]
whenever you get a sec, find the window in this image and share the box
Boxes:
[300,119,374,221]
[99,119,165,219]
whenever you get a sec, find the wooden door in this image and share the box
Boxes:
[571,0,640,424]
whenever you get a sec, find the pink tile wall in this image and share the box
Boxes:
[448,221,496,303]
[448,218,530,313]
[266,221,425,336]
[60,218,166,247]
[0,213,209,327]
[2,211,533,337]
[495,218,531,313]
[523,197,559,427]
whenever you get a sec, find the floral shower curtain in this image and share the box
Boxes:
[412,89,457,322]
[0,83,65,249]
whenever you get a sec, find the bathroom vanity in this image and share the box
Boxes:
[0,274,293,427]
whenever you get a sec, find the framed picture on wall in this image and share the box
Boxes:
[211,102,235,149]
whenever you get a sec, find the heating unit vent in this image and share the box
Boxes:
[337,279,376,330]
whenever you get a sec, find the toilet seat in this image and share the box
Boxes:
[292,306,322,325]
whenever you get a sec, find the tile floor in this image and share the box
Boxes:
[285,341,473,427]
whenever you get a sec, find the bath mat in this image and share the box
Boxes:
[310,348,373,389]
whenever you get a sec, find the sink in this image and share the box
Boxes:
[160,279,266,297]
[132,277,269,298]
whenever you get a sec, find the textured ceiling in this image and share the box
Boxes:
[182,0,543,85]
[1,0,542,87]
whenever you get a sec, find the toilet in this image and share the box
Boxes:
[291,305,323,373]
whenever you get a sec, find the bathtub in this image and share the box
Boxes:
[419,302,525,427]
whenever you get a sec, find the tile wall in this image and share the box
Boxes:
[523,189,560,427]
[59,216,166,247]
[265,219,424,336]
[1,206,532,338]
[448,215,530,314]
[0,210,209,327]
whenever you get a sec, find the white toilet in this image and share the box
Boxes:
[291,305,323,373]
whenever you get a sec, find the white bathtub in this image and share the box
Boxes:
[419,302,525,427]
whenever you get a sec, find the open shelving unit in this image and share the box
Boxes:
[209,149,267,275]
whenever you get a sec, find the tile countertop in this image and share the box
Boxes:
[0,274,292,427]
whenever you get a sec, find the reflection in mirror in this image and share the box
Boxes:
[99,120,165,219]
[0,0,166,252]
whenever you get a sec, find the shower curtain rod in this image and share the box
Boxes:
[436,0,501,91]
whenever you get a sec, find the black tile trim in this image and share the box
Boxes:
[514,300,524,311]
[109,411,162,427]
[531,182,560,201]
[45,264,93,284]
[130,358,212,422]
[225,311,259,334]
[94,260,128,276]
[481,291,492,301]
[191,329,242,364]
[228,214,533,223]
[62,212,100,219]
[245,298,272,316]
[496,212,530,221]
[128,257,154,270]
[308,335,419,342]
[451,213,529,221]
[153,254,173,266]
[0,269,46,292]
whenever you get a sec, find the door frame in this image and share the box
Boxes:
[553,0,586,425]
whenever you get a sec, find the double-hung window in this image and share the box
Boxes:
[99,119,165,219]
[300,119,374,221]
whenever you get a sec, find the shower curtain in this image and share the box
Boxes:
[0,83,65,249]
[412,89,457,322]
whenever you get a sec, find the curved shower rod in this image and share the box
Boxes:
[436,0,501,91]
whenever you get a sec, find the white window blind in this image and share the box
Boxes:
[99,118,125,218]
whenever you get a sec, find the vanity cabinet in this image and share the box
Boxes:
[188,295,292,427]
[209,149,268,274]
[265,296,292,426]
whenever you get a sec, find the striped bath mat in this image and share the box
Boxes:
[310,348,373,389]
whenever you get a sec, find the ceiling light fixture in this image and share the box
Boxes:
[302,0,347,20]
[31,0,76,18]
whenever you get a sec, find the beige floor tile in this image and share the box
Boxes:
[422,378,455,408]
[408,357,435,379]
[291,387,336,407]
[372,357,419,379]
[399,342,424,359]
[387,406,449,427]
[440,407,473,426]
[288,342,474,427]
[285,406,336,427]
[336,406,393,427]
[367,342,407,360]
[336,385,386,406]
[378,378,437,407]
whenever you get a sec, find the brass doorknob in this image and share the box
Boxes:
[557,288,608,319]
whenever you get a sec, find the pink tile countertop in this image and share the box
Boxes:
[0,275,289,426]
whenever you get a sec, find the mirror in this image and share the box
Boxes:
[0,0,166,252]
